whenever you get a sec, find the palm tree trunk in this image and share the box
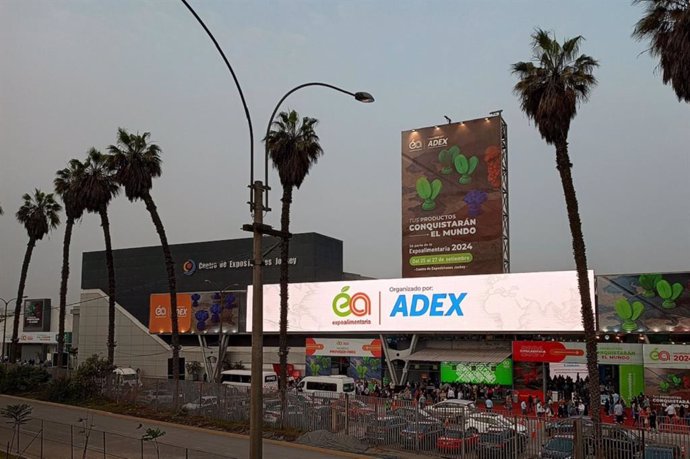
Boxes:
[10,237,35,363]
[142,192,180,391]
[278,185,293,414]
[57,217,74,371]
[99,208,117,364]
[555,138,601,431]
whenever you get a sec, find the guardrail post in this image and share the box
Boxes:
[40,419,44,458]
[102,431,106,459]
[344,393,350,436]
[573,418,583,459]
[70,424,74,459]
[140,438,144,459]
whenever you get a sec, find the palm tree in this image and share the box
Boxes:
[80,148,120,363]
[54,159,86,369]
[265,110,323,405]
[108,128,181,385]
[633,0,690,102]
[11,190,61,363]
[512,29,601,428]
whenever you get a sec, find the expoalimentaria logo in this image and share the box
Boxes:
[331,286,372,326]
[649,348,671,362]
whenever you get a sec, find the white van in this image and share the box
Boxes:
[113,367,142,388]
[297,375,355,397]
[220,369,278,391]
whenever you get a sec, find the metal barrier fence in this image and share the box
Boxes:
[105,379,690,458]
[0,417,231,459]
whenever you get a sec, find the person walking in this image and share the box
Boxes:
[614,400,625,424]
[521,399,527,416]
[485,397,494,412]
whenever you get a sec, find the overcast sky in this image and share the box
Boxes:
[1,0,688,312]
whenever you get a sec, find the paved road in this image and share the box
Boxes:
[0,395,395,459]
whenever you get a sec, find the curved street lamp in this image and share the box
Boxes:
[180,4,374,458]
[1,296,27,361]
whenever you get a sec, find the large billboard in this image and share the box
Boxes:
[401,116,505,278]
[247,270,591,333]
[597,272,690,333]
[148,291,240,335]
[23,299,51,332]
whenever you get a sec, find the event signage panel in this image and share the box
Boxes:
[597,272,690,333]
[305,338,382,358]
[23,298,51,332]
[148,291,240,335]
[247,270,591,333]
[513,341,642,365]
[441,359,513,386]
[643,344,690,369]
[401,117,505,278]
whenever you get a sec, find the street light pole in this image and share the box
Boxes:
[180,5,373,458]
[1,296,26,361]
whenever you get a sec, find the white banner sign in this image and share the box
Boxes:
[644,344,690,369]
[19,332,56,344]
[247,270,592,333]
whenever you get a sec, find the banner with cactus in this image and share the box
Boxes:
[401,117,505,278]
[347,356,382,382]
[305,356,333,376]
[643,367,690,408]
[597,272,690,333]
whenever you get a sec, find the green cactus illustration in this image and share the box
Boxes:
[454,154,479,184]
[355,364,368,380]
[416,177,442,211]
[614,298,644,332]
[656,280,683,308]
[639,274,662,297]
[660,380,670,392]
[439,145,461,174]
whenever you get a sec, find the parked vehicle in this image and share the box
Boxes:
[545,415,593,437]
[113,367,142,388]
[464,412,528,435]
[331,398,376,420]
[182,395,219,413]
[424,399,476,420]
[400,421,444,450]
[364,415,408,444]
[477,429,527,459]
[540,434,589,459]
[645,443,685,459]
[137,389,174,405]
[436,426,480,454]
[297,376,355,398]
[390,405,439,423]
[220,370,278,391]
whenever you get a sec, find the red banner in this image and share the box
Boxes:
[512,341,585,363]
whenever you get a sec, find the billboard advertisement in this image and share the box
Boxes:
[597,272,690,333]
[247,270,591,333]
[440,358,513,385]
[401,117,505,278]
[23,299,51,332]
[148,291,240,334]
[305,338,382,357]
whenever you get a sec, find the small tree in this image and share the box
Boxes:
[185,361,203,381]
[141,426,166,459]
[1,403,32,455]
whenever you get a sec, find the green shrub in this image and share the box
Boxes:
[0,365,50,394]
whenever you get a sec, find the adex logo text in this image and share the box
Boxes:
[390,292,467,317]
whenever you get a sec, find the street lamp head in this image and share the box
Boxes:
[354,91,375,103]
